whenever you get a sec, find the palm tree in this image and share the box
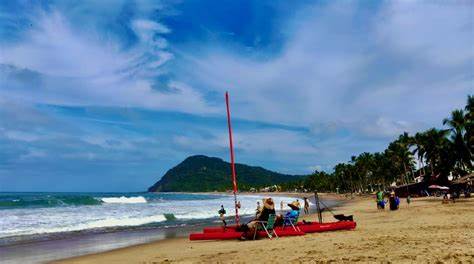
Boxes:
[443,109,471,172]
[422,128,455,181]
[386,135,415,185]
[372,152,394,189]
[354,152,375,192]
[334,163,352,193]
[464,95,473,163]
[411,132,428,177]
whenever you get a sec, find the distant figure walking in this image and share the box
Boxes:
[389,192,399,211]
[280,200,284,211]
[255,201,262,217]
[303,197,310,214]
[218,205,227,228]
[376,190,385,210]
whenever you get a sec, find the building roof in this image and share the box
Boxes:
[452,173,474,184]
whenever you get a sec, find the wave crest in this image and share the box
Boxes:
[0,214,167,238]
[100,196,147,204]
[0,196,102,208]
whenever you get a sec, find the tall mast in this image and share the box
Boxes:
[225,91,239,225]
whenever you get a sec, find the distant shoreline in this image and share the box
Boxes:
[153,191,349,200]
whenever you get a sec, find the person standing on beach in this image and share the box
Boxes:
[376,190,385,210]
[280,200,284,211]
[303,197,310,214]
[388,192,399,211]
[218,205,227,228]
[255,201,262,217]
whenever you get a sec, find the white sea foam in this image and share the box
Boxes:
[0,214,167,237]
[100,196,147,204]
[0,194,302,239]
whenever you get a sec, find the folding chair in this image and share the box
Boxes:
[283,211,301,232]
[253,214,279,240]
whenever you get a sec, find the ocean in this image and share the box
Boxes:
[0,192,316,263]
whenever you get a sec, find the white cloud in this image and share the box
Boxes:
[1,11,126,77]
[0,1,472,179]
[175,1,472,137]
[376,1,474,66]
[132,19,171,35]
[308,165,322,172]
[0,9,214,115]
[358,117,421,139]
[4,130,40,142]
[173,127,319,168]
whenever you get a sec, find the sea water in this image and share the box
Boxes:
[0,192,301,244]
[0,192,329,263]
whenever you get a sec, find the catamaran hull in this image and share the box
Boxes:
[200,221,356,234]
[190,221,356,240]
[189,229,305,241]
[298,221,356,233]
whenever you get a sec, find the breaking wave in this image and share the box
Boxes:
[100,196,147,204]
[0,214,167,238]
[0,195,102,209]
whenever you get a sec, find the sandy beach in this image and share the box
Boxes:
[53,195,474,263]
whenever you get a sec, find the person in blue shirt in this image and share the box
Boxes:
[389,192,399,211]
[283,201,300,226]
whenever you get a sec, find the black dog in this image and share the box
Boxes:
[333,214,353,221]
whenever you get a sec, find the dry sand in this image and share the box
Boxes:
[53,196,474,263]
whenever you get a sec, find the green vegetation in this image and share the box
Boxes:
[147,155,303,192]
[281,95,473,193]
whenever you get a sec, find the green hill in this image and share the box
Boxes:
[147,155,302,192]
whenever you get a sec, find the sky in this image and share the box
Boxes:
[0,0,472,192]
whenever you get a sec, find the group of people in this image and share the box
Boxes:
[218,197,307,240]
[375,190,402,211]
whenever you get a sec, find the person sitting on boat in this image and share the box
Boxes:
[240,198,275,240]
[218,205,227,228]
[286,201,300,217]
[256,198,275,222]
[280,201,300,228]
[295,199,301,209]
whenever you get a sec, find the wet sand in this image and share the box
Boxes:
[53,195,474,263]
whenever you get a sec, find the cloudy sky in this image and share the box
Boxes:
[0,0,472,191]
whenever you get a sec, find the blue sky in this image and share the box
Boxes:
[0,0,472,191]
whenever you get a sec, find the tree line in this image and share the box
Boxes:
[280,95,473,193]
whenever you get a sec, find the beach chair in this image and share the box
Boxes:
[253,214,279,240]
[283,211,301,232]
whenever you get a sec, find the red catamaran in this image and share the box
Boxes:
[189,92,356,240]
